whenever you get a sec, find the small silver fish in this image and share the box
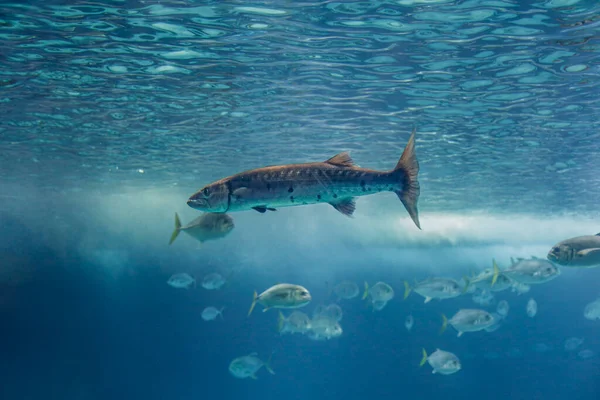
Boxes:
[169,212,234,245]
[564,337,584,352]
[405,315,414,331]
[441,309,495,337]
[548,233,600,268]
[248,284,312,316]
[333,281,360,301]
[202,272,226,290]
[309,316,343,341]
[363,281,394,303]
[511,282,530,295]
[201,306,224,321]
[472,289,495,306]
[167,273,196,289]
[526,298,538,318]
[578,349,595,360]
[277,311,311,335]
[187,131,421,228]
[404,277,463,303]
[492,258,560,286]
[420,348,461,375]
[583,298,600,320]
[228,353,274,380]
[321,303,343,322]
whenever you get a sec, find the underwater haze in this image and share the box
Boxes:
[2,0,600,399]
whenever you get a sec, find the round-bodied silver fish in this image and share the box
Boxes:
[526,298,538,318]
[333,281,360,301]
[309,317,343,341]
[493,258,560,286]
[405,315,414,331]
[583,298,600,320]
[167,273,196,289]
[548,233,600,268]
[442,309,495,337]
[472,289,495,306]
[420,348,461,375]
[511,282,530,295]
[201,306,224,321]
[248,284,312,316]
[321,304,343,322]
[565,337,584,351]
[363,281,394,303]
[404,277,463,303]
[228,353,274,380]
[202,272,226,290]
[277,311,311,335]
[169,212,234,245]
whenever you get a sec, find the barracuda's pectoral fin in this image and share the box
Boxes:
[252,206,277,213]
[232,187,251,199]
[329,197,356,217]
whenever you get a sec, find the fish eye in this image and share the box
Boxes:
[203,187,210,196]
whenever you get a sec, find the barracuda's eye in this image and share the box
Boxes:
[203,188,209,196]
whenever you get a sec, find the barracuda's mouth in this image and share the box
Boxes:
[187,197,208,209]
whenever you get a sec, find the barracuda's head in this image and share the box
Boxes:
[187,180,230,212]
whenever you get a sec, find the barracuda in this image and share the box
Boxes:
[187,130,421,229]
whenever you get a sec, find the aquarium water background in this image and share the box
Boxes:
[1,0,600,399]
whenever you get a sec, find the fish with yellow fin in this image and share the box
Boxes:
[419,348,461,375]
[248,284,312,316]
[168,212,234,245]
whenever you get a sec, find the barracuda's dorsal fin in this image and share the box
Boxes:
[325,152,355,167]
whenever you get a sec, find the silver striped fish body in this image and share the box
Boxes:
[504,258,561,285]
[414,278,462,301]
[187,131,421,228]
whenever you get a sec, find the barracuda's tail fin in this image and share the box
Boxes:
[392,129,421,230]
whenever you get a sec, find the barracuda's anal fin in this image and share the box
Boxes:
[329,197,356,217]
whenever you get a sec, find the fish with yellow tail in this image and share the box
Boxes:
[419,348,461,375]
[168,212,234,245]
[440,309,495,337]
[248,284,312,316]
[187,130,421,229]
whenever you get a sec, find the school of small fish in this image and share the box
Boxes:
[164,132,600,379]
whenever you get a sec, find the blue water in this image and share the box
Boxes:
[2,0,600,399]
